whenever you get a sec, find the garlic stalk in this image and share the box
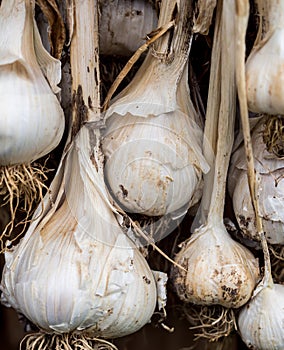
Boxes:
[0,0,65,240]
[101,0,209,217]
[246,0,284,114]
[0,125,157,342]
[229,115,284,245]
[235,1,284,348]
[171,0,259,309]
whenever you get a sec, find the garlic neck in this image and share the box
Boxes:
[152,0,193,77]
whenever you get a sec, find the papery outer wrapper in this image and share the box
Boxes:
[0,126,157,338]
[246,27,284,115]
[238,284,284,350]
[0,0,64,165]
[229,116,284,244]
[171,221,260,308]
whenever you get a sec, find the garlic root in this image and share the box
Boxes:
[183,304,237,342]
[21,332,118,350]
[0,162,50,251]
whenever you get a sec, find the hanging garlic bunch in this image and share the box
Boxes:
[0,0,65,237]
[246,0,284,114]
[171,0,259,311]
[0,126,157,347]
[101,0,209,217]
[229,115,284,245]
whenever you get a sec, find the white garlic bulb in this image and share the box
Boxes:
[229,116,284,245]
[171,220,260,308]
[246,0,284,115]
[238,283,284,350]
[102,105,208,217]
[101,0,209,217]
[0,0,64,166]
[0,126,157,338]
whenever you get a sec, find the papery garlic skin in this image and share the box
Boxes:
[246,29,284,115]
[171,221,259,308]
[229,117,284,245]
[246,0,284,115]
[0,0,64,166]
[230,169,284,245]
[0,126,157,338]
[238,284,284,350]
[102,109,208,217]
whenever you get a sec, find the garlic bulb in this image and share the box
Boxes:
[246,0,284,114]
[0,126,157,339]
[229,116,284,245]
[101,0,208,217]
[0,0,64,166]
[172,219,260,308]
[238,283,284,350]
[102,99,208,217]
[172,0,259,309]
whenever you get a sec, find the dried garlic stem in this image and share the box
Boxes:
[193,0,217,35]
[206,0,236,222]
[70,0,101,129]
[102,20,175,111]
[235,0,273,287]
[196,0,222,225]
[35,0,66,59]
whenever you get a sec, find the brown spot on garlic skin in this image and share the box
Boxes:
[142,276,151,284]
[107,308,114,315]
[119,184,128,198]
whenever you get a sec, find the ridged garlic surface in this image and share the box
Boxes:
[238,283,284,350]
[0,126,157,338]
[0,0,64,166]
[246,0,284,115]
[229,117,284,244]
[171,221,260,308]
